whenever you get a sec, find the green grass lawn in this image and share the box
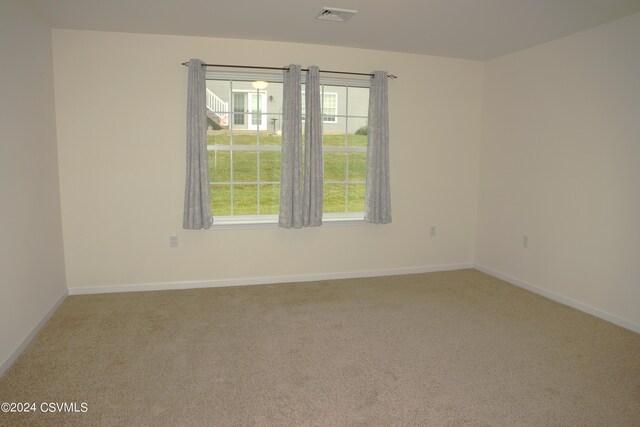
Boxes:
[208,133,367,216]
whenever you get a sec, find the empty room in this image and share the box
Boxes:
[1,0,639,425]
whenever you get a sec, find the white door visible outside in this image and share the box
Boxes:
[248,91,267,130]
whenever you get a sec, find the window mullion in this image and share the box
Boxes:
[345,86,349,149]
[256,89,267,215]
[345,85,350,212]
[229,80,234,216]
[256,88,261,216]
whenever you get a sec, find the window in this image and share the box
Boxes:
[205,73,369,224]
[322,92,338,123]
[302,91,338,123]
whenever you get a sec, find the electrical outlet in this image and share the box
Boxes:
[169,235,179,248]
[430,225,437,237]
[522,235,528,248]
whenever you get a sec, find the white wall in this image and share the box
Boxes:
[51,30,483,291]
[477,12,640,329]
[0,0,67,372]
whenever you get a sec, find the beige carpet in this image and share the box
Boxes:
[0,269,639,426]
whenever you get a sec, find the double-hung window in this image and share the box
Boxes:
[205,71,369,224]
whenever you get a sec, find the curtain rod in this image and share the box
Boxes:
[180,62,397,79]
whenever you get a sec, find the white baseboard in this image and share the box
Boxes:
[67,263,474,295]
[0,291,68,377]
[474,264,640,334]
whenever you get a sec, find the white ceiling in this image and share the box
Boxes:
[28,0,640,60]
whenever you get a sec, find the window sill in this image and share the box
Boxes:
[211,216,367,230]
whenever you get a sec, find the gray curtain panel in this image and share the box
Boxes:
[302,66,324,227]
[183,58,213,230]
[365,71,392,224]
[279,64,303,228]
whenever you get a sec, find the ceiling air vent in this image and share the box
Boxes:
[316,7,357,22]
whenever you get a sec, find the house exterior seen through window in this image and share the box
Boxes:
[205,73,369,223]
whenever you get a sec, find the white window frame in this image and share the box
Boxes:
[206,71,370,227]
